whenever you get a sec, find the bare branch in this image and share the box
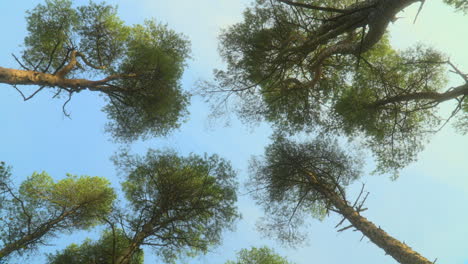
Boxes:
[11,54,31,71]
[337,224,354,232]
[278,0,347,13]
[62,92,73,118]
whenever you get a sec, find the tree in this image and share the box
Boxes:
[2,150,239,264]
[46,229,144,264]
[106,150,240,264]
[248,136,433,264]
[203,0,468,173]
[0,0,191,142]
[0,162,116,259]
[225,246,294,264]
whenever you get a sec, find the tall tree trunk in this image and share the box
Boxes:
[307,172,434,264]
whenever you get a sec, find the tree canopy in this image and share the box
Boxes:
[248,135,362,244]
[110,150,239,263]
[204,0,468,174]
[46,229,144,264]
[0,149,240,264]
[0,0,191,142]
[248,136,433,264]
[0,162,115,259]
[225,246,294,264]
[1,0,467,263]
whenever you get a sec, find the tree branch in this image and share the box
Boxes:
[278,0,348,13]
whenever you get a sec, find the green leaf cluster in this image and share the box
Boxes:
[0,168,115,258]
[117,150,239,263]
[248,135,361,244]
[47,229,143,264]
[443,0,468,12]
[225,246,294,264]
[212,0,453,173]
[103,21,190,142]
[22,0,191,142]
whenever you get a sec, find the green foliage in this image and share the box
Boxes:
[20,0,191,142]
[209,0,453,174]
[443,0,468,12]
[225,246,294,264]
[333,43,447,173]
[115,150,239,263]
[0,162,12,210]
[0,167,115,258]
[247,135,361,244]
[103,20,190,141]
[47,229,143,264]
[76,2,130,69]
[23,0,78,71]
[16,173,115,228]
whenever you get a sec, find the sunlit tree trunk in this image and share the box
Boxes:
[307,172,434,264]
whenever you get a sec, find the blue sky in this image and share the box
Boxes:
[0,0,467,263]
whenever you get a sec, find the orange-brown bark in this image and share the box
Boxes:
[0,66,135,93]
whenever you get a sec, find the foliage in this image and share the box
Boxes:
[46,229,143,264]
[113,150,240,263]
[0,149,240,263]
[247,135,362,244]
[204,0,467,175]
[14,0,191,141]
[102,20,190,141]
[443,0,468,12]
[225,246,294,264]
[0,166,115,258]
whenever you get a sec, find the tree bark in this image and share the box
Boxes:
[0,66,135,93]
[115,231,146,264]
[306,172,434,264]
[371,83,468,107]
[0,209,76,258]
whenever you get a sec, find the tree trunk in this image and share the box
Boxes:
[0,66,135,93]
[371,83,468,107]
[115,222,153,264]
[307,172,434,264]
[0,209,75,258]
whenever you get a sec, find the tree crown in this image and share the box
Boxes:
[12,0,191,142]
[225,246,294,264]
[114,150,240,263]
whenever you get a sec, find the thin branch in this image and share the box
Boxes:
[277,0,347,13]
[448,60,468,83]
[11,54,31,71]
[12,85,27,100]
[413,0,426,24]
[431,95,465,133]
[43,40,63,73]
[352,183,366,209]
[288,190,310,224]
[77,52,107,70]
[62,92,73,118]
[337,224,354,232]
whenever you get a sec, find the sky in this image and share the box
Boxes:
[0,0,467,264]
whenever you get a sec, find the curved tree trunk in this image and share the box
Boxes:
[307,172,434,264]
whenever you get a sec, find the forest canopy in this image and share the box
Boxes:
[203,0,468,174]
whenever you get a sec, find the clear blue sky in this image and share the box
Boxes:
[0,1,467,263]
